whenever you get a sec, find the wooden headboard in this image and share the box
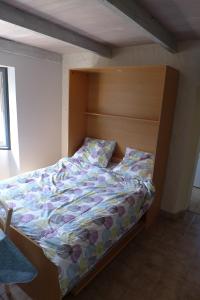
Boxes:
[68,65,179,225]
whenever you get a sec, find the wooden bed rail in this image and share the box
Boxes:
[0,200,13,234]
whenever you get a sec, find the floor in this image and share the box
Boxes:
[189,187,200,214]
[1,211,200,300]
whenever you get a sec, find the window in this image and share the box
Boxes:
[0,67,10,150]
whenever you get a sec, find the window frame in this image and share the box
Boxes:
[0,67,11,150]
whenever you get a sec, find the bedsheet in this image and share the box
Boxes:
[0,157,154,295]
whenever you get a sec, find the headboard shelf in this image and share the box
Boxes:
[85,112,160,123]
[68,65,179,226]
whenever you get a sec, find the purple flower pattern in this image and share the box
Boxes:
[72,137,116,168]
[0,155,154,296]
[113,147,155,179]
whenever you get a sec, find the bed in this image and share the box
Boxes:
[0,153,154,296]
[0,65,179,299]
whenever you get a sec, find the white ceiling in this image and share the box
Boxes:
[3,0,153,46]
[0,0,154,54]
[0,0,200,54]
[0,19,84,54]
[140,0,200,40]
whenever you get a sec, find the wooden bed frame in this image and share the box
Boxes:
[0,65,179,300]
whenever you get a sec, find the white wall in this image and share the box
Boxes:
[0,47,62,179]
[62,41,200,214]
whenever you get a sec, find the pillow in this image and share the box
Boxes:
[113,148,154,179]
[124,147,154,162]
[72,137,116,168]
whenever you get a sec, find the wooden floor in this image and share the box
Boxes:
[1,211,200,300]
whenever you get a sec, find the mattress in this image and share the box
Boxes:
[0,157,154,295]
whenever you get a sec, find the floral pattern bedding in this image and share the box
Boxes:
[113,148,155,180]
[0,157,154,296]
[73,137,116,167]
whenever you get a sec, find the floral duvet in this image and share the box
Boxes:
[0,157,154,295]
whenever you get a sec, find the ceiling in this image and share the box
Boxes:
[140,0,200,40]
[0,0,200,54]
[0,19,84,54]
